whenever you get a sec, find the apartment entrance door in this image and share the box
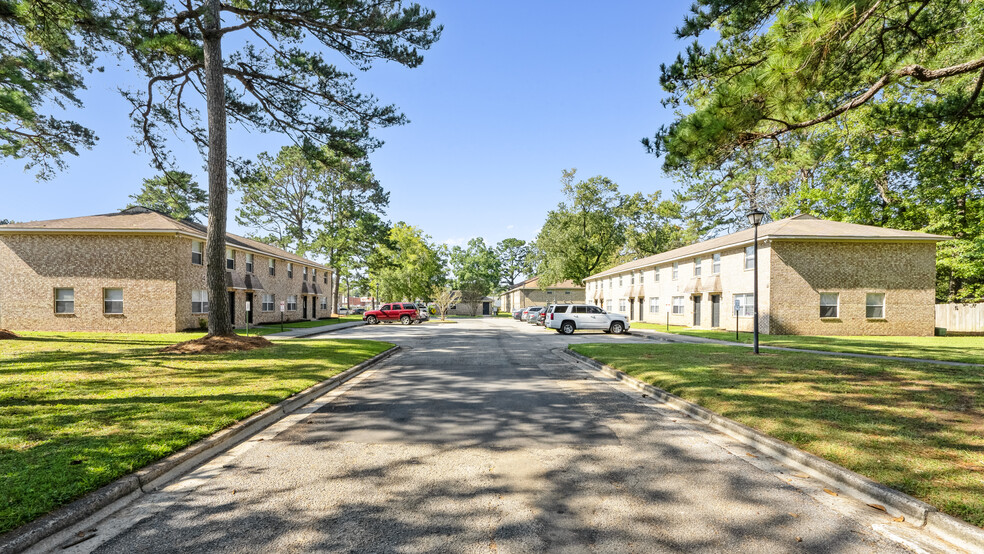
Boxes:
[228,292,236,325]
[693,295,702,326]
[711,294,721,327]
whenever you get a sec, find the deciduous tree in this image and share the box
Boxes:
[495,238,532,289]
[431,286,460,321]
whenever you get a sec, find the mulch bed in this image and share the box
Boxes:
[0,329,19,340]
[160,334,273,354]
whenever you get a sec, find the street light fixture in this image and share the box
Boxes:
[746,209,766,354]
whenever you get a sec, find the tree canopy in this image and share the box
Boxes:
[127,171,207,221]
[367,222,445,302]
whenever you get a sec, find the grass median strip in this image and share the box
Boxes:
[237,315,365,336]
[0,331,392,534]
[630,323,984,365]
[569,342,984,527]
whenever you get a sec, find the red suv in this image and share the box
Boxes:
[363,302,421,325]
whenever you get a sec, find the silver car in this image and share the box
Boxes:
[546,304,630,335]
[524,306,544,323]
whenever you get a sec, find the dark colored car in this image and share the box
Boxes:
[363,302,421,325]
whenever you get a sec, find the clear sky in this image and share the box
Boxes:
[0,1,695,249]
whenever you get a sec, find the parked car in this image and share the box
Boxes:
[536,308,548,326]
[546,304,630,335]
[351,307,366,315]
[512,309,523,320]
[363,302,422,325]
[525,307,544,323]
[416,302,430,322]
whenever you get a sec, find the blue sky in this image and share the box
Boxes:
[1,1,695,249]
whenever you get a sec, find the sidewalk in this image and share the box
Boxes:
[265,320,365,338]
[628,327,984,368]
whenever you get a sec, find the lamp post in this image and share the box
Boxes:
[746,209,766,354]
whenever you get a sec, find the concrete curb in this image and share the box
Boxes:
[266,320,366,338]
[559,347,984,552]
[0,345,400,554]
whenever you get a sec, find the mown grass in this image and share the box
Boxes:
[237,315,365,336]
[0,332,392,534]
[630,323,984,365]
[569,342,984,527]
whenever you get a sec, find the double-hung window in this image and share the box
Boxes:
[103,288,123,314]
[268,258,276,276]
[649,297,659,313]
[619,275,623,287]
[694,257,702,277]
[672,262,679,280]
[654,268,660,282]
[744,246,755,270]
[323,272,328,284]
[192,290,209,313]
[320,297,328,310]
[55,288,75,314]
[245,253,254,273]
[866,293,886,318]
[191,241,203,265]
[671,296,685,314]
[226,248,235,270]
[619,299,626,312]
[262,294,275,312]
[820,293,839,318]
[303,266,308,281]
[734,293,754,316]
[712,253,721,274]
[630,273,635,285]
[287,295,298,311]
[287,263,294,279]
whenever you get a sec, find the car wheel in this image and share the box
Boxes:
[561,321,575,335]
[366,315,378,325]
[400,315,412,325]
[610,321,625,334]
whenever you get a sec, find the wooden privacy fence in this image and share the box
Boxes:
[935,303,984,333]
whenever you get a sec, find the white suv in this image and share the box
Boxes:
[546,304,630,335]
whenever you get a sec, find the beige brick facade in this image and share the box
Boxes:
[583,216,946,337]
[0,211,332,333]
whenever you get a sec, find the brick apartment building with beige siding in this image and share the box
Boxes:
[0,208,333,333]
[499,277,585,312]
[584,215,948,336]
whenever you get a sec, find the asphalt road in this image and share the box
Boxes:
[68,318,917,553]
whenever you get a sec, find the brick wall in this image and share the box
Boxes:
[769,240,937,336]
[0,234,179,333]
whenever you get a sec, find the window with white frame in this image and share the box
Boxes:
[245,253,254,273]
[734,293,754,316]
[287,295,298,311]
[671,296,684,314]
[320,296,328,310]
[103,288,123,314]
[866,293,886,318]
[649,297,659,313]
[323,271,328,284]
[630,272,635,285]
[619,275,623,286]
[712,252,721,274]
[619,299,626,312]
[287,263,294,278]
[55,288,75,313]
[672,262,679,280]
[191,241,203,265]
[268,258,275,276]
[312,269,316,282]
[640,271,645,283]
[262,294,274,312]
[744,246,755,270]
[226,248,235,270]
[303,266,308,281]
[694,256,702,277]
[608,277,613,289]
[192,290,209,313]
[820,293,839,318]
[654,268,660,282]
[606,299,612,311]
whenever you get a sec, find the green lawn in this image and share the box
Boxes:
[237,315,365,336]
[0,332,392,534]
[570,342,984,527]
[630,323,984,365]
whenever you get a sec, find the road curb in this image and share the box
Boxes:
[0,345,400,554]
[559,347,984,552]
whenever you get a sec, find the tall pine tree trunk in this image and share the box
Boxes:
[202,0,233,336]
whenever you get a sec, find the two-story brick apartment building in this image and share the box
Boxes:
[0,207,333,333]
[499,277,585,312]
[584,215,948,336]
